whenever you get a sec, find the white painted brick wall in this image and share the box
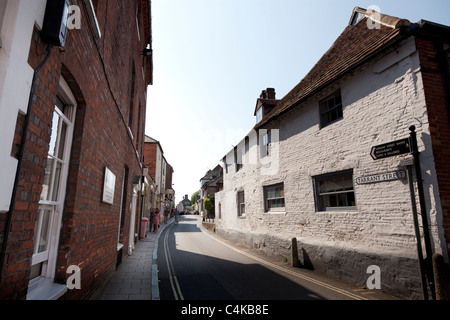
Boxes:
[215,37,447,298]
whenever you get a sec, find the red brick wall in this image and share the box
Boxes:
[0,0,150,299]
[416,37,450,260]
[144,142,158,179]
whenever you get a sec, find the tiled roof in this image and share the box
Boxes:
[256,8,413,128]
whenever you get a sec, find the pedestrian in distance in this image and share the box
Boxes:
[174,208,180,224]
[153,208,161,234]
[163,208,169,224]
[149,208,155,232]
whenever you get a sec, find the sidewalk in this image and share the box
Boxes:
[98,218,174,300]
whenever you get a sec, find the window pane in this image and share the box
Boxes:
[48,112,60,157]
[57,121,68,159]
[51,161,63,201]
[40,158,54,201]
[37,209,51,253]
[320,91,343,127]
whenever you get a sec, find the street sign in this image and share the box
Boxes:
[356,170,406,185]
[370,137,411,160]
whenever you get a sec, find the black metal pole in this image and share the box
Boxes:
[407,165,428,300]
[409,125,436,300]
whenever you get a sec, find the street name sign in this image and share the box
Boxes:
[370,137,411,160]
[356,170,406,185]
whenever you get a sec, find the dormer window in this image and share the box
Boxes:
[349,7,367,26]
[350,12,365,26]
[256,107,263,124]
[254,88,279,124]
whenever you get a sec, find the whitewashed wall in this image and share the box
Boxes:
[215,37,446,298]
[0,0,47,212]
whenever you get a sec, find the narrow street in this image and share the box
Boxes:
[157,216,399,301]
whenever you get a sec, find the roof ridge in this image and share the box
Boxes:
[354,7,411,29]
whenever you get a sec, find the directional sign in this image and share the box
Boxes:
[371,137,411,160]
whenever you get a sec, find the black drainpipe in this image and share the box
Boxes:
[0,45,53,282]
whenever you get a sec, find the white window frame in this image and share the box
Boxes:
[313,170,356,212]
[27,77,77,299]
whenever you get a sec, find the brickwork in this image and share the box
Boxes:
[416,37,450,260]
[144,142,158,179]
[0,0,151,300]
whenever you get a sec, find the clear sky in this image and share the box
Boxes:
[145,0,450,204]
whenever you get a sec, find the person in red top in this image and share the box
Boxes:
[153,208,161,234]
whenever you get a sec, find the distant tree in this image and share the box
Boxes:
[203,197,212,213]
[191,191,199,205]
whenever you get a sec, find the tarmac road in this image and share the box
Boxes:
[157,215,399,301]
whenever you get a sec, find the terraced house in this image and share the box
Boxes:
[215,8,450,299]
[0,0,153,299]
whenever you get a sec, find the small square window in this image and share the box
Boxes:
[320,90,343,128]
[313,170,356,212]
[263,183,285,212]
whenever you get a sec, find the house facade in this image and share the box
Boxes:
[215,8,450,299]
[199,165,223,217]
[144,135,175,214]
[0,0,153,300]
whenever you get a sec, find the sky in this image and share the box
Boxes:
[145,0,450,204]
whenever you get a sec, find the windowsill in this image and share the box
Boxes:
[27,277,67,300]
[316,208,358,214]
[263,210,286,215]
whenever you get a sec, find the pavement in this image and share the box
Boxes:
[98,217,175,300]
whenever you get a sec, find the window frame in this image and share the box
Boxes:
[256,107,263,124]
[0,0,7,48]
[263,183,285,213]
[260,129,270,158]
[313,169,357,212]
[28,77,77,299]
[319,90,343,128]
[237,191,245,217]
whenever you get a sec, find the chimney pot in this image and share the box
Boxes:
[260,88,276,100]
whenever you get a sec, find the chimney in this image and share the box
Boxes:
[260,88,276,100]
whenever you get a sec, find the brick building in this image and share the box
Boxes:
[215,8,450,299]
[144,135,175,213]
[0,0,153,299]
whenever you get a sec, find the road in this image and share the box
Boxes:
[157,215,399,301]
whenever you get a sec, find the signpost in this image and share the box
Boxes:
[369,126,435,300]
